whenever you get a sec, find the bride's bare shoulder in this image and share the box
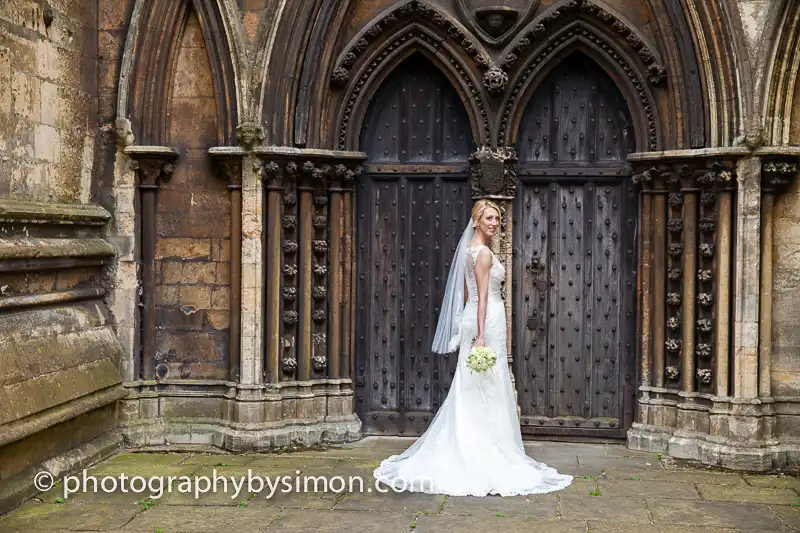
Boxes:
[473,245,493,269]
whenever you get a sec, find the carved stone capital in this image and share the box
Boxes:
[762,158,798,196]
[236,122,265,150]
[124,146,179,188]
[469,145,517,198]
[253,147,366,191]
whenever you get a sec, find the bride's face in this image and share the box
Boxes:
[475,207,500,237]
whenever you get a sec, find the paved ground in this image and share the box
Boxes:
[1,437,798,532]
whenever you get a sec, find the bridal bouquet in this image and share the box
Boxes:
[466,345,497,374]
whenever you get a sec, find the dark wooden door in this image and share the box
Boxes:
[512,53,638,438]
[354,54,475,436]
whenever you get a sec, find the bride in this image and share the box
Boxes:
[373,199,573,496]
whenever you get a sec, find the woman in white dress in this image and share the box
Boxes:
[373,199,573,496]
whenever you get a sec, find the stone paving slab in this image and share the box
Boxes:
[2,439,799,533]
[696,482,800,505]
[0,502,143,531]
[116,504,279,533]
[412,514,587,532]
[439,493,558,518]
[585,522,740,533]
[596,479,701,499]
[646,498,794,530]
[559,495,652,522]
[266,509,414,533]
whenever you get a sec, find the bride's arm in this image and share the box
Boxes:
[473,248,492,347]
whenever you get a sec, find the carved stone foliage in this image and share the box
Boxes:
[762,159,798,195]
[469,146,517,198]
[502,0,666,84]
[499,1,663,148]
[330,0,491,89]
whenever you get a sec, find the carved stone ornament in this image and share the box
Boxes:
[667,218,683,233]
[283,311,298,325]
[699,217,715,232]
[312,216,327,229]
[331,0,490,87]
[236,122,265,150]
[697,368,712,384]
[666,365,680,381]
[312,355,327,371]
[283,240,298,253]
[762,159,798,195]
[313,240,328,253]
[483,65,509,94]
[668,193,683,207]
[697,269,713,282]
[313,286,327,300]
[281,356,298,373]
[284,192,298,206]
[313,264,327,276]
[697,318,713,332]
[456,0,540,45]
[668,243,683,257]
[469,146,517,197]
[283,215,297,229]
[313,309,326,322]
[700,243,715,257]
[667,316,680,330]
[667,293,681,307]
[665,338,681,353]
[114,118,135,147]
[696,343,712,359]
[668,268,682,281]
[283,264,298,277]
[697,293,713,307]
[282,287,297,301]
[700,192,716,206]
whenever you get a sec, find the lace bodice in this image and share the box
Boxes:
[465,244,505,304]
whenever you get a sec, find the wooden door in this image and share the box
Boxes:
[354,54,475,436]
[512,53,638,438]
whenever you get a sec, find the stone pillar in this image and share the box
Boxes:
[733,157,761,399]
[209,150,244,382]
[241,153,264,386]
[759,159,798,397]
[123,146,179,381]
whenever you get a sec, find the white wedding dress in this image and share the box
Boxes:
[373,244,573,496]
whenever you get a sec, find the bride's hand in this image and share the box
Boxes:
[472,335,485,349]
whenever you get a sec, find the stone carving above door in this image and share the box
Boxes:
[457,0,541,46]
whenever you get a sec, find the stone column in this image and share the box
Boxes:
[123,146,179,381]
[759,159,798,397]
[733,157,761,399]
[209,149,244,382]
[241,153,264,386]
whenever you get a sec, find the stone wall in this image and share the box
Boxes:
[0,0,125,514]
[772,92,800,411]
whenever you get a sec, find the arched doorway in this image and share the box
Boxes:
[354,53,476,436]
[512,53,638,439]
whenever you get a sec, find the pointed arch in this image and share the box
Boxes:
[118,0,244,145]
[334,25,489,152]
[760,0,800,145]
[329,0,493,90]
[500,21,661,152]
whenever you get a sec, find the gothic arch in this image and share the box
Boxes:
[118,0,245,145]
[500,21,661,152]
[760,0,800,145]
[334,25,489,152]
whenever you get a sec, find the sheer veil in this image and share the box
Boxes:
[431,220,473,354]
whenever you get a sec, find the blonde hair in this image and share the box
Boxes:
[471,199,501,228]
